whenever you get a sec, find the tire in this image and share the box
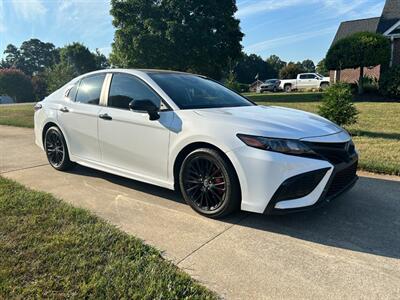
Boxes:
[273,87,278,93]
[179,148,241,218]
[320,83,329,90]
[44,126,75,171]
[284,84,292,93]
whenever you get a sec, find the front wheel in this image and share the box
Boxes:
[179,148,240,218]
[44,126,75,171]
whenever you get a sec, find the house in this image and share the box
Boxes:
[330,0,400,83]
[249,80,263,92]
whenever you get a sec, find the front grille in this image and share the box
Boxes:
[303,141,356,165]
[326,161,358,197]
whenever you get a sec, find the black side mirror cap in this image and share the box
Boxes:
[129,99,160,121]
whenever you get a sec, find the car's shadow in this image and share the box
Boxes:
[70,165,400,260]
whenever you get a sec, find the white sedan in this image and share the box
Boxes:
[34,69,358,218]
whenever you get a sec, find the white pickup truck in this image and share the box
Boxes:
[279,73,330,92]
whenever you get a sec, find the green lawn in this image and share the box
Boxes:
[0,98,399,175]
[0,176,216,299]
[0,104,34,128]
[247,93,400,176]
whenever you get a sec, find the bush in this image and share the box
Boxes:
[318,82,358,127]
[357,75,379,94]
[0,68,34,103]
[379,66,400,98]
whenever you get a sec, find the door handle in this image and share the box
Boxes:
[60,107,69,113]
[99,113,112,120]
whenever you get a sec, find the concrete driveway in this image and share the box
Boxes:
[1,125,399,299]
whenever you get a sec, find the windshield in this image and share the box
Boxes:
[265,79,277,83]
[149,73,254,110]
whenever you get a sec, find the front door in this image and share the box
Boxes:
[98,73,173,183]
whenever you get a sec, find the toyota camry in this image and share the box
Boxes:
[34,69,358,218]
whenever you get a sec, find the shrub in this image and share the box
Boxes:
[0,68,34,102]
[318,82,358,127]
[379,66,400,98]
[357,75,379,94]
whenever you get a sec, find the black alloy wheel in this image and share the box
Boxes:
[179,148,240,218]
[44,126,74,171]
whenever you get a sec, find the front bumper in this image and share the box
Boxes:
[264,156,358,214]
[226,144,358,214]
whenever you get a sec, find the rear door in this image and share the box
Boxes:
[297,74,309,89]
[98,73,173,183]
[57,73,106,162]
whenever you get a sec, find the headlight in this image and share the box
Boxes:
[237,134,318,157]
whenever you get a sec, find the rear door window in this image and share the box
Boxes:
[75,74,106,105]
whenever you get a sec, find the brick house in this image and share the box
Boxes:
[330,0,400,83]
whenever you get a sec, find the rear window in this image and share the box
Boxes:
[75,74,106,105]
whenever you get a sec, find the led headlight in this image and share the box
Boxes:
[237,134,318,157]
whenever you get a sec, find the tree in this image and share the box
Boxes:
[94,49,110,69]
[1,39,58,75]
[234,53,274,84]
[266,55,286,78]
[0,69,34,102]
[32,74,48,101]
[44,63,76,94]
[325,32,391,94]
[110,0,243,79]
[316,59,329,76]
[301,59,315,73]
[1,44,22,69]
[279,63,305,79]
[318,83,358,127]
[60,43,98,75]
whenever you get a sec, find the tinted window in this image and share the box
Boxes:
[149,73,253,110]
[75,74,106,105]
[67,84,78,101]
[108,74,161,110]
[299,74,308,79]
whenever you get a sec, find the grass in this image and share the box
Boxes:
[247,93,400,176]
[0,176,216,299]
[0,104,34,128]
[0,97,399,175]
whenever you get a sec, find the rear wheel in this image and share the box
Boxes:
[320,82,329,90]
[284,84,292,93]
[179,148,240,218]
[44,126,75,171]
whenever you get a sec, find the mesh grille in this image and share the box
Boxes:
[326,161,358,197]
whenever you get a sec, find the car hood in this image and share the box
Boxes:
[193,105,343,140]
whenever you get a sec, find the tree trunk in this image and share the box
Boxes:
[358,66,364,95]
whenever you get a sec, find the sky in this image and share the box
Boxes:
[0,0,387,64]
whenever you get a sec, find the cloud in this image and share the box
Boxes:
[236,0,306,18]
[245,26,337,52]
[54,0,113,43]
[11,0,47,20]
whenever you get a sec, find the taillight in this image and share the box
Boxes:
[34,103,42,111]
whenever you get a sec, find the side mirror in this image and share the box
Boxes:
[129,99,160,121]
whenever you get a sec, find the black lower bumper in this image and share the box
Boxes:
[264,156,359,215]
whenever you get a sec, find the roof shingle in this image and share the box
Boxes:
[377,0,400,33]
[332,17,380,45]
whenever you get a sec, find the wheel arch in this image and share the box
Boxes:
[41,121,72,160]
[172,142,241,195]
